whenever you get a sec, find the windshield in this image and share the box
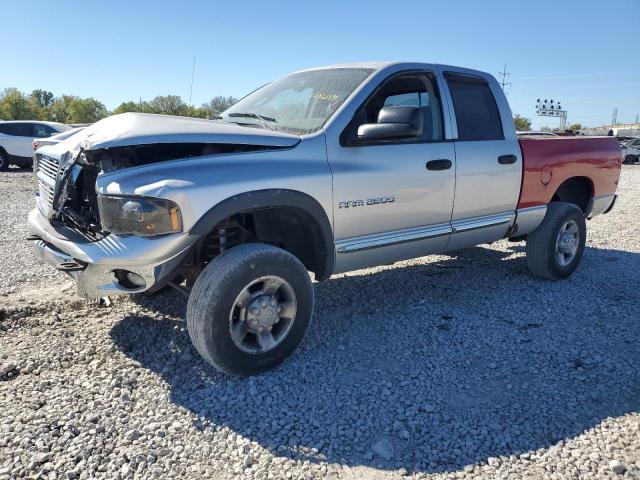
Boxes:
[221,68,373,134]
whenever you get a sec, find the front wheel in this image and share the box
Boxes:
[624,155,638,165]
[186,243,314,376]
[0,151,8,171]
[525,202,586,280]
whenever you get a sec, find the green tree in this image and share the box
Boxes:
[513,114,531,131]
[147,95,187,115]
[182,105,209,118]
[30,89,54,120]
[0,88,36,120]
[202,96,238,118]
[49,95,77,123]
[568,123,582,132]
[31,89,54,109]
[112,100,146,115]
[67,97,108,123]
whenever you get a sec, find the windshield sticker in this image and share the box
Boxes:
[312,92,340,102]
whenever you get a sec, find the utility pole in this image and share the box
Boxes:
[611,108,618,126]
[189,56,197,110]
[498,64,511,94]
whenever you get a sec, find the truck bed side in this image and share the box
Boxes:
[518,136,621,209]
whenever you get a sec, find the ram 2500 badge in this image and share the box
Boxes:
[28,62,621,376]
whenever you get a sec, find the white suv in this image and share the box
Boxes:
[0,121,71,170]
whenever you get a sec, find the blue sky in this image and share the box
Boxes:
[2,0,638,128]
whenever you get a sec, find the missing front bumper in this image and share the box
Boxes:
[33,238,158,298]
[28,208,198,298]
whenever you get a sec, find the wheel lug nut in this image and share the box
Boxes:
[250,307,259,315]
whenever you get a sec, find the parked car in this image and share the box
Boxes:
[621,137,640,164]
[0,121,71,170]
[517,131,559,137]
[28,62,621,376]
[33,127,86,152]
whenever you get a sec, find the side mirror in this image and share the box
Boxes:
[357,106,421,141]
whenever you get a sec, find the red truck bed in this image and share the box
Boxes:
[518,136,621,209]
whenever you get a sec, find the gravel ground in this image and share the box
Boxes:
[0,167,56,291]
[1,166,639,480]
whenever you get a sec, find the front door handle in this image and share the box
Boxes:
[498,154,517,165]
[426,159,452,171]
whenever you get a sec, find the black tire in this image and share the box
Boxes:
[623,155,638,165]
[0,151,8,171]
[186,243,313,376]
[526,202,586,280]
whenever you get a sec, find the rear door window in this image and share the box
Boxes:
[444,73,503,141]
[33,124,56,138]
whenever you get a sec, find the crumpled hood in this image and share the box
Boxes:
[68,112,301,151]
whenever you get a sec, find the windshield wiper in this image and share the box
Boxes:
[227,112,277,131]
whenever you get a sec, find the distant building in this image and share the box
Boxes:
[578,123,640,137]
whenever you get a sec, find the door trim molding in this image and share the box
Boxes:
[451,212,515,234]
[336,222,452,253]
[336,211,516,254]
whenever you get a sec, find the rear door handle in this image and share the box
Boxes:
[426,159,452,171]
[498,154,517,165]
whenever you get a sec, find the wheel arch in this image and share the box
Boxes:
[189,189,335,280]
[550,176,594,213]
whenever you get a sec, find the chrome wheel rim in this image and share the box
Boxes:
[555,220,579,267]
[229,275,297,354]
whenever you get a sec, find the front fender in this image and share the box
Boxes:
[95,134,335,279]
[190,189,335,280]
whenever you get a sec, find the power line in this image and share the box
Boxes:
[498,64,511,93]
[188,56,197,109]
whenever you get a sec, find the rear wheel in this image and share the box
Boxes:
[186,243,314,376]
[624,155,638,165]
[526,202,586,280]
[0,151,8,171]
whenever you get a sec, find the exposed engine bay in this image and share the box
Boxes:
[40,142,286,239]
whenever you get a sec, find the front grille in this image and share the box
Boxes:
[35,154,62,213]
[38,155,61,179]
[38,181,55,205]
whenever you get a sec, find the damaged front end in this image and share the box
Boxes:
[38,142,273,239]
[29,112,301,298]
[36,150,103,239]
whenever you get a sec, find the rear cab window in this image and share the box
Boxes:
[444,73,503,141]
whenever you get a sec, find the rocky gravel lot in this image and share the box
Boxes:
[1,165,639,479]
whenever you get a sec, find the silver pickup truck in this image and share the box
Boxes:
[29,62,621,376]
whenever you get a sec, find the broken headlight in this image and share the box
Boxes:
[97,195,182,236]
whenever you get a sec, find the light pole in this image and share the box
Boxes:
[535,98,567,130]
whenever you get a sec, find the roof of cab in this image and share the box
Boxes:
[294,61,492,79]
